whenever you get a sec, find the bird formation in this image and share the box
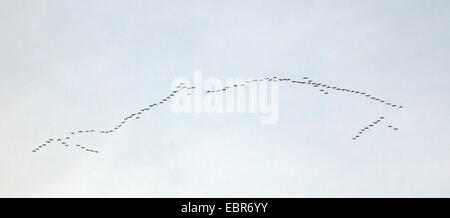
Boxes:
[32,137,99,153]
[205,76,403,140]
[33,75,403,154]
[351,117,400,140]
[205,76,403,109]
[32,83,194,153]
[352,116,381,140]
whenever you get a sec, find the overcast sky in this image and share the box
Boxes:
[0,0,449,197]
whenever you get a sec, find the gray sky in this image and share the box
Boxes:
[0,0,449,197]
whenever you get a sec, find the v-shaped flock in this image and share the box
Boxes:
[32,76,403,154]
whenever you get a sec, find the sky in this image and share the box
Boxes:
[0,0,449,197]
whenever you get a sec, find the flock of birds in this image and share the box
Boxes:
[32,84,194,153]
[33,76,403,154]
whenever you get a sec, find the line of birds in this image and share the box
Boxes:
[206,76,403,109]
[33,75,403,154]
[350,116,398,140]
[33,137,99,153]
[32,83,194,153]
[388,125,399,131]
